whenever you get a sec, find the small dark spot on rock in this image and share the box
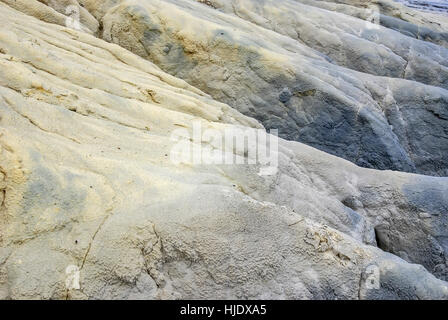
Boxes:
[198,0,217,8]
[293,88,317,97]
[342,196,363,210]
[279,88,292,104]
[163,44,172,54]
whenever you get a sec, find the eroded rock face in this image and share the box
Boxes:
[1,0,100,35]
[303,0,448,46]
[0,0,448,300]
[74,0,448,176]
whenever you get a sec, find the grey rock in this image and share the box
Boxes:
[95,0,448,176]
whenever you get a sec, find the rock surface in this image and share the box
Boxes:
[396,0,448,15]
[77,0,448,176]
[0,0,447,299]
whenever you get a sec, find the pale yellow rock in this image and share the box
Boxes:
[0,0,447,300]
[2,0,99,34]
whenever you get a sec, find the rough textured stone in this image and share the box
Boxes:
[0,0,448,300]
[298,0,448,47]
[70,0,448,176]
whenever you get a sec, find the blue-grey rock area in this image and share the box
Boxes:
[396,0,448,14]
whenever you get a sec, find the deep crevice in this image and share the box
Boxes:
[374,225,389,252]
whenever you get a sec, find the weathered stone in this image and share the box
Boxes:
[85,0,448,176]
[0,0,448,300]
